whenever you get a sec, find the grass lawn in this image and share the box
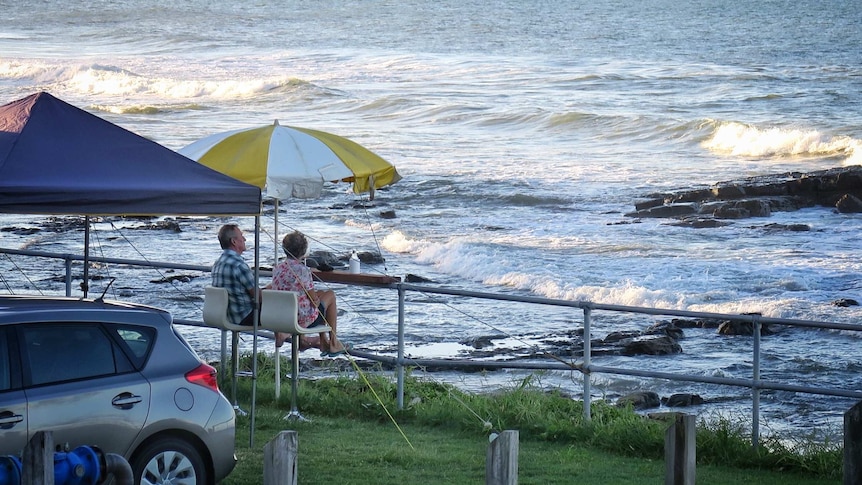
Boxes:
[216,366,840,484]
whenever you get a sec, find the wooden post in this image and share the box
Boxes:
[264,430,298,485]
[665,413,696,485]
[22,430,53,485]
[845,401,862,485]
[486,430,518,485]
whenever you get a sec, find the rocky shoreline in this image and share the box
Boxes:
[624,165,862,228]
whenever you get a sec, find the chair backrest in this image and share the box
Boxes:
[203,286,231,330]
[260,289,301,334]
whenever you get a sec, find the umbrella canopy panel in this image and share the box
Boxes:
[180,121,401,200]
[0,92,261,216]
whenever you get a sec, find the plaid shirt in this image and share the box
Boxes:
[211,249,255,324]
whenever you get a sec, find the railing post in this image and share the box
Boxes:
[486,430,518,485]
[64,257,73,297]
[845,401,862,485]
[583,306,592,422]
[752,315,761,448]
[665,413,696,485]
[22,430,53,485]
[396,281,405,410]
[264,430,297,485]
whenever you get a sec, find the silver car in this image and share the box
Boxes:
[0,295,236,484]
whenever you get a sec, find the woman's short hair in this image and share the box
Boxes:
[281,231,308,259]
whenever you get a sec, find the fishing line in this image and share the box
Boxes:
[1,253,43,295]
[272,203,508,432]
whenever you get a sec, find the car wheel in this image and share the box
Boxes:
[132,437,208,485]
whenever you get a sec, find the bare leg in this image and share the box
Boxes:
[316,289,344,352]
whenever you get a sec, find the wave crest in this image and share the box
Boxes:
[703,121,860,165]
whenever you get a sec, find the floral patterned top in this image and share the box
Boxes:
[271,258,318,327]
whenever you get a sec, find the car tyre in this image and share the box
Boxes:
[132,436,208,485]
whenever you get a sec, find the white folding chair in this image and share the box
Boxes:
[259,289,331,421]
[203,285,252,416]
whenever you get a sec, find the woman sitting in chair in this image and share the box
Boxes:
[270,231,348,356]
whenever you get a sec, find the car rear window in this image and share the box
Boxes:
[114,327,155,368]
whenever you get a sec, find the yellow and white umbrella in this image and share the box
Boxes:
[179,120,401,201]
[181,120,402,400]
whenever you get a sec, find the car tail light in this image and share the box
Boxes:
[185,363,220,392]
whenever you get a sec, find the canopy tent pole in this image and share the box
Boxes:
[83,216,90,298]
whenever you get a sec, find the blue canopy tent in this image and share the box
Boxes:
[0,92,260,215]
[0,91,266,444]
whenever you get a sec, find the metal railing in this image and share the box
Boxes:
[2,246,861,446]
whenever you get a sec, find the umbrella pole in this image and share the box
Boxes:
[273,198,281,399]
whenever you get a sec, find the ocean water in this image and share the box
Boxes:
[1,0,861,439]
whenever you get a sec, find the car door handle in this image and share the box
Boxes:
[0,410,24,427]
[112,392,143,409]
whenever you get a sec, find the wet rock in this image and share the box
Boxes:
[644,321,684,340]
[459,335,506,349]
[758,223,811,232]
[132,219,182,232]
[667,217,730,228]
[405,274,433,283]
[717,319,775,336]
[150,274,196,284]
[661,393,705,407]
[628,165,862,223]
[0,226,41,235]
[602,330,641,344]
[379,210,397,219]
[621,335,682,355]
[836,194,862,213]
[832,298,859,307]
[308,250,344,268]
[617,391,661,410]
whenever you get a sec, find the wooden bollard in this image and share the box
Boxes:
[486,430,518,485]
[665,413,696,485]
[845,401,862,485]
[264,430,298,485]
[22,431,53,485]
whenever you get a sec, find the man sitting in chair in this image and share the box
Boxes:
[270,231,348,357]
[211,223,260,326]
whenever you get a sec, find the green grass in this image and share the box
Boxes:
[217,355,841,484]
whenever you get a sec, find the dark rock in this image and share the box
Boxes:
[717,319,775,336]
[832,298,859,307]
[617,391,661,410]
[626,203,697,218]
[602,330,641,344]
[405,274,433,283]
[459,335,507,349]
[644,321,684,340]
[836,194,862,213]
[0,226,41,235]
[759,223,811,232]
[662,393,705,407]
[629,165,862,223]
[667,217,730,228]
[133,219,182,232]
[359,251,385,264]
[379,210,397,219]
[621,335,682,355]
[150,274,196,284]
[308,250,343,268]
[712,199,771,219]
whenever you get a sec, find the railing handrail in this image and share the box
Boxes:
[2,245,860,446]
